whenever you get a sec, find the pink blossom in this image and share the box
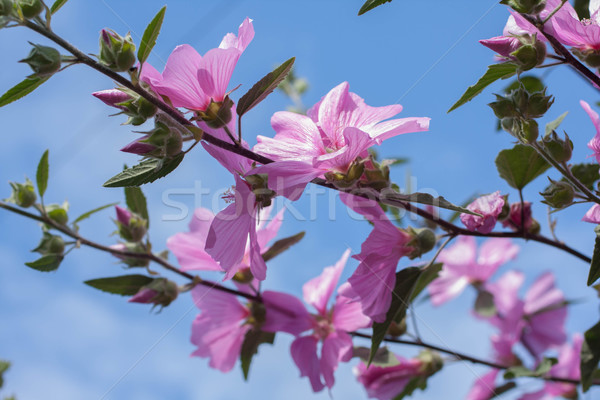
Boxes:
[428,237,519,306]
[466,369,500,400]
[506,0,569,39]
[190,284,251,372]
[543,334,582,397]
[262,250,371,392]
[460,191,505,233]
[583,204,600,223]
[140,18,254,111]
[501,201,535,232]
[354,357,425,400]
[551,1,600,50]
[167,206,283,275]
[339,193,415,322]
[581,100,600,163]
[252,82,429,200]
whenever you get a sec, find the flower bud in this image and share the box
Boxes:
[500,0,546,15]
[387,319,407,337]
[573,48,600,68]
[417,350,444,376]
[360,158,391,191]
[519,118,539,143]
[110,242,149,267]
[19,44,61,77]
[33,233,65,256]
[129,278,179,309]
[480,36,522,59]
[526,89,554,118]
[99,29,136,72]
[510,35,546,71]
[115,206,147,242]
[405,227,436,260]
[501,201,539,234]
[246,173,276,207]
[7,179,36,208]
[0,0,14,16]
[542,131,573,163]
[232,267,254,284]
[44,202,69,225]
[489,95,518,119]
[17,0,43,18]
[133,119,183,158]
[541,180,575,209]
[197,97,233,129]
[92,89,130,111]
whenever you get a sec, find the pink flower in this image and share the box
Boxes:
[252,82,429,200]
[167,206,283,276]
[140,18,254,111]
[486,271,567,359]
[262,250,371,392]
[339,193,415,322]
[428,236,519,306]
[501,201,535,232]
[551,1,600,50]
[190,284,251,372]
[581,100,600,163]
[506,0,568,39]
[583,204,600,223]
[460,191,505,233]
[354,357,425,400]
[466,369,500,400]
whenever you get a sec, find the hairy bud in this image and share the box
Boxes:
[16,0,43,18]
[7,179,36,208]
[99,29,136,72]
[33,233,65,256]
[542,131,573,163]
[541,180,575,209]
[19,43,61,77]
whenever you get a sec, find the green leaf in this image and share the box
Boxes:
[25,254,63,272]
[84,274,154,296]
[50,0,68,14]
[474,290,496,318]
[103,154,184,187]
[73,202,118,224]
[240,329,275,380]
[0,76,50,108]
[495,144,550,190]
[504,357,557,379]
[370,267,422,364]
[448,63,518,113]
[0,360,10,388]
[137,6,166,66]
[588,225,600,286]
[261,231,305,262]
[582,320,600,392]
[237,57,295,117]
[410,263,442,302]
[569,163,600,190]
[125,186,149,224]
[358,0,393,15]
[544,111,568,137]
[36,150,49,198]
[385,191,480,216]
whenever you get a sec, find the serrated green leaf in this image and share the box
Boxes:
[0,76,50,108]
[103,154,184,187]
[240,329,275,380]
[125,186,149,225]
[25,254,63,272]
[495,144,550,190]
[237,57,295,117]
[545,111,568,137]
[36,150,49,198]
[370,267,422,364]
[84,274,154,296]
[448,63,518,113]
[410,263,442,302]
[137,6,166,66]
[261,231,305,262]
[504,357,557,379]
[73,202,118,224]
[568,163,600,190]
[582,320,600,392]
[50,0,68,14]
[588,225,600,286]
[358,0,393,15]
[384,191,480,216]
[474,290,496,317]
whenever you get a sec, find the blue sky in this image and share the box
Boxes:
[0,0,599,399]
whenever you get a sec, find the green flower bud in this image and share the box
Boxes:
[542,131,573,163]
[511,36,546,71]
[33,233,65,255]
[99,29,136,72]
[45,202,69,225]
[519,118,539,143]
[232,267,254,284]
[19,43,61,77]
[111,242,149,267]
[0,0,14,16]
[526,89,554,118]
[7,179,36,207]
[489,95,518,119]
[129,278,179,309]
[541,180,575,209]
[500,0,546,15]
[197,97,234,129]
[406,227,437,260]
[387,319,407,337]
[246,173,276,208]
[17,0,43,18]
[418,350,444,376]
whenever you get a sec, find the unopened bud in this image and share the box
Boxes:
[7,179,36,207]
[246,173,276,208]
[19,44,61,77]
[129,278,178,309]
[232,267,254,284]
[110,242,149,267]
[489,95,518,119]
[197,97,234,129]
[526,89,554,118]
[519,118,539,143]
[115,206,147,242]
[45,203,69,225]
[541,180,575,209]
[99,29,136,72]
[33,233,65,256]
[387,319,407,337]
[542,131,572,163]
[406,227,436,260]
[418,350,444,376]
[500,0,546,15]
[0,0,14,16]
[17,0,43,18]
[510,36,546,71]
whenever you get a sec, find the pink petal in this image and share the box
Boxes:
[320,330,353,388]
[474,238,519,280]
[367,117,430,144]
[340,192,388,223]
[428,273,470,306]
[262,291,312,335]
[303,249,351,315]
[321,127,373,171]
[524,272,564,315]
[438,236,477,272]
[466,369,500,400]
[250,161,323,201]
[197,47,241,103]
[583,204,600,223]
[256,207,285,250]
[291,336,325,392]
[582,100,600,162]
[331,290,372,331]
[248,223,267,280]
[219,17,255,52]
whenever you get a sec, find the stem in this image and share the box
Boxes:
[541,0,568,25]
[19,20,592,264]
